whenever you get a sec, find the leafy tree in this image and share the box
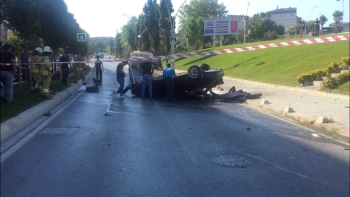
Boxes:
[248,12,277,40]
[158,0,173,54]
[332,10,343,33]
[319,14,328,30]
[275,24,285,35]
[179,0,227,50]
[2,0,41,51]
[143,0,161,54]
[306,20,315,34]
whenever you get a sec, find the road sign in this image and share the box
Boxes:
[77,33,86,42]
[204,17,243,36]
[170,37,176,44]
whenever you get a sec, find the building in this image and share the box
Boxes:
[0,22,8,46]
[269,7,297,32]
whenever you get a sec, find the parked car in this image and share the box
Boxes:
[124,51,224,98]
[322,27,333,35]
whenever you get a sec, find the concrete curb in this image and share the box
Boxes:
[245,99,349,138]
[223,77,349,101]
[0,71,94,143]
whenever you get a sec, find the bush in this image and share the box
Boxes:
[264,30,279,40]
[322,71,350,89]
[314,69,327,78]
[326,62,340,74]
[334,71,350,84]
[322,77,337,89]
[297,72,316,84]
[341,57,350,67]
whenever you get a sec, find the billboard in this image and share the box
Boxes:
[204,16,243,36]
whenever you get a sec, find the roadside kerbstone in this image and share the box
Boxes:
[260,100,269,105]
[283,106,294,113]
[315,116,330,124]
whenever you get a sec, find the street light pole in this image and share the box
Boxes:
[305,5,318,36]
[244,2,250,44]
[167,0,186,69]
[138,29,147,51]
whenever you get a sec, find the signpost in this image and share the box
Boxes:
[77,33,87,42]
[170,37,177,44]
[204,17,243,36]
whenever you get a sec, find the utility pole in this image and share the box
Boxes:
[244,2,250,44]
[167,0,186,69]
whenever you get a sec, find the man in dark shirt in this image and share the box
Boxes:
[59,51,71,86]
[116,60,128,97]
[137,61,155,99]
[94,56,104,84]
[0,44,17,104]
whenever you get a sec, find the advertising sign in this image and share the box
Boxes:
[204,16,243,36]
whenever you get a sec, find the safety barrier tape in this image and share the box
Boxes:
[1,34,349,66]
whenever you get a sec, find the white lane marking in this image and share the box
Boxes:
[1,91,85,163]
[312,133,320,137]
[152,100,200,165]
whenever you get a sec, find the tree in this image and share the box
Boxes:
[179,0,227,50]
[332,10,343,33]
[158,0,173,54]
[319,14,328,30]
[2,0,41,51]
[143,0,161,54]
[248,12,278,40]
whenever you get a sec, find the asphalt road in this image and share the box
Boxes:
[1,59,349,197]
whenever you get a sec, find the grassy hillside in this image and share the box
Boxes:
[174,35,350,87]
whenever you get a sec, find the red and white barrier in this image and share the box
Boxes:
[1,34,349,66]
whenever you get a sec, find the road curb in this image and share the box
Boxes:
[223,77,349,101]
[245,99,349,138]
[0,71,94,144]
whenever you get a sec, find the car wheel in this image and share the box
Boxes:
[187,65,202,81]
[199,63,210,71]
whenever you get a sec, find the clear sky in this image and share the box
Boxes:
[64,0,349,37]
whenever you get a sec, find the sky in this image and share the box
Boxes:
[64,0,349,37]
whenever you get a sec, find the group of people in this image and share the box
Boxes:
[0,43,89,104]
[59,51,87,86]
[115,59,175,100]
[0,44,55,102]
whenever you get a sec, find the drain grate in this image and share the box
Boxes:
[38,128,78,135]
[211,155,253,168]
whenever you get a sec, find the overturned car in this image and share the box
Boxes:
[123,51,224,98]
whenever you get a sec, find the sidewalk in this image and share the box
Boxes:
[219,77,349,138]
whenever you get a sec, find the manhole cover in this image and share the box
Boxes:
[38,128,78,135]
[211,155,253,168]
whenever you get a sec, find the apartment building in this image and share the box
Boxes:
[269,7,297,32]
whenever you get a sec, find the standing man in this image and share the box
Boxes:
[163,61,176,100]
[29,47,43,93]
[0,44,16,104]
[137,61,155,99]
[59,51,71,86]
[73,53,86,85]
[116,60,128,98]
[94,56,104,84]
[41,46,54,100]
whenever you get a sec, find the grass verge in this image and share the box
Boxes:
[0,67,91,123]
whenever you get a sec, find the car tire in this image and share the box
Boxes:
[187,65,202,82]
[199,63,210,71]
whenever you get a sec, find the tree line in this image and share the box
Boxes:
[2,0,344,57]
[1,0,88,55]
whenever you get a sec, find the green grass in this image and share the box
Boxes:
[173,34,349,89]
[321,81,350,95]
[0,67,91,123]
